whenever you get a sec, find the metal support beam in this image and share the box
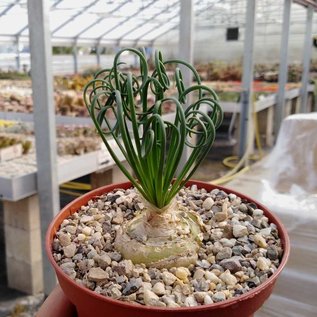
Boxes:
[96,44,101,67]
[275,0,292,137]
[73,44,78,73]
[27,0,60,295]
[15,36,21,72]
[178,0,194,172]
[239,0,256,157]
[300,5,314,112]
[178,0,194,93]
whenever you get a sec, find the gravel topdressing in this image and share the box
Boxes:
[52,185,283,308]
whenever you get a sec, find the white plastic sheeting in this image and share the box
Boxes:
[226,113,317,317]
[266,113,317,193]
[256,181,317,317]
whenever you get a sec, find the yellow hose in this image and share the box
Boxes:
[60,181,92,191]
[59,189,83,197]
[211,166,250,185]
[210,94,263,185]
[59,181,92,197]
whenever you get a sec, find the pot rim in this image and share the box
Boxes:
[46,180,290,312]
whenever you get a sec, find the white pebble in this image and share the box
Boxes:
[260,228,271,237]
[212,291,226,302]
[77,233,86,241]
[204,294,213,305]
[202,197,214,210]
[193,292,206,303]
[257,257,271,271]
[142,282,152,291]
[219,270,237,286]
[254,234,267,248]
[152,282,166,296]
[175,267,190,282]
[253,209,264,217]
[82,226,92,236]
[162,272,177,286]
[80,215,94,223]
[233,224,248,238]
[63,243,76,258]
[162,295,180,307]
[115,196,125,205]
[144,290,166,307]
[88,267,108,282]
[58,233,71,247]
[205,271,221,284]
[97,254,112,268]
[184,295,198,307]
[65,225,77,235]
[193,268,205,280]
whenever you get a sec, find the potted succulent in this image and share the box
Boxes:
[46,48,289,317]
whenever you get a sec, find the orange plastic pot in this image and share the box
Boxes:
[46,180,290,317]
[37,285,76,317]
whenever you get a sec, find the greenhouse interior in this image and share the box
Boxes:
[0,0,316,316]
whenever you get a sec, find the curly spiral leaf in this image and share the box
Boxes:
[83,48,223,208]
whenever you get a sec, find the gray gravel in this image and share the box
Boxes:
[52,185,283,307]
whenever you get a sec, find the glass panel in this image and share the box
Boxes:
[125,23,160,41]
[105,20,142,39]
[56,0,93,10]
[54,13,99,37]
[79,17,126,38]
[0,5,27,35]
[50,9,74,30]
[142,20,179,41]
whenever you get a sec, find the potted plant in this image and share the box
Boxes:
[46,48,290,317]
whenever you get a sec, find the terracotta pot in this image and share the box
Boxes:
[46,180,290,317]
[37,285,76,317]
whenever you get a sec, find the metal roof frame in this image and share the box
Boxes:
[51,0,101,35]
[294,0,317,9]
[96,0,157,43]
[150,0,223,44]
[15,0,64,38]
[0,0,315,47]
[116,1,179,45]
[0,0,20,17]
[73,0,131,41]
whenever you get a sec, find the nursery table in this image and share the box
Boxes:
[203,86,314,148]
[0,144,128,294]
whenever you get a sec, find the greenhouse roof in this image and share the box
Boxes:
[0,0,316,47]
